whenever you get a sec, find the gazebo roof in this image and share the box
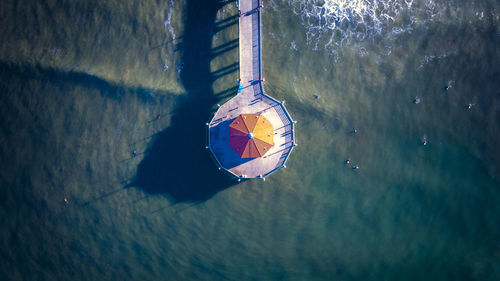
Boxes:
[229,114,274,158]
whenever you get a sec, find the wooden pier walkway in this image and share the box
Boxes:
[207,0,295,179]
[238,0,262,90]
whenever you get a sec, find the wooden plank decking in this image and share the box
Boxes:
[207,0,295,179]
[239,0,262,86]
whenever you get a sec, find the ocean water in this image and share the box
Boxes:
[0,0,499,280]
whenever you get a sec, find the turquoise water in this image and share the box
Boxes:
[0,0,499,280]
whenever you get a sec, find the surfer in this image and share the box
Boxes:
[444,80,453,91]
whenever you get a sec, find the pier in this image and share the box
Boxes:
[207,0,295,179]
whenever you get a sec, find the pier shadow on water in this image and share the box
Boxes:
[131,0,239,203]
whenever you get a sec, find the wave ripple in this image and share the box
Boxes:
[292,0,459,53]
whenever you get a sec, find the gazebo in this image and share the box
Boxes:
[229,114,274,158]
[207,93,295,180]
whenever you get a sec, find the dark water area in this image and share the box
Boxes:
[0,60,177,279]
[133,0,239,202]
[1,0,500,280]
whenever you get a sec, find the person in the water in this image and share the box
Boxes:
[444,80,453,91]
[422,135,428,146]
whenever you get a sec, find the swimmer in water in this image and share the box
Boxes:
[345,158,350,164]
[422,135,428,146]
[444,80,454,91]
[467,103,474,109]
[352,165,359,170]
[351,129,358,134]
[63,197,69,204]
[414,96,421,104]
[132,150,137,157]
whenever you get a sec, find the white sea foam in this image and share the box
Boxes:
[164,1,176,42]
[163,0,176,72]
[291,0,461,55]
[417,51,457,69]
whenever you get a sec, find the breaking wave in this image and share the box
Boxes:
[291,0,459,54]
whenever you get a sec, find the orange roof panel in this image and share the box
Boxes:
[229,127,248,137]
[241,113,260,132]
[253,115,274,145]
[253,138,274,156]
[229,115,249,134]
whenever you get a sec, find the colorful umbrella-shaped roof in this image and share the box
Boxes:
[229,113,274,158]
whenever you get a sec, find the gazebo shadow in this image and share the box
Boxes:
[130,98,237,202]
[130,0,239,202]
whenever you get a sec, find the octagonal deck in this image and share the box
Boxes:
[208,88,294,178]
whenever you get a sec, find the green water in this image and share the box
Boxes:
[1,0,499,280]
